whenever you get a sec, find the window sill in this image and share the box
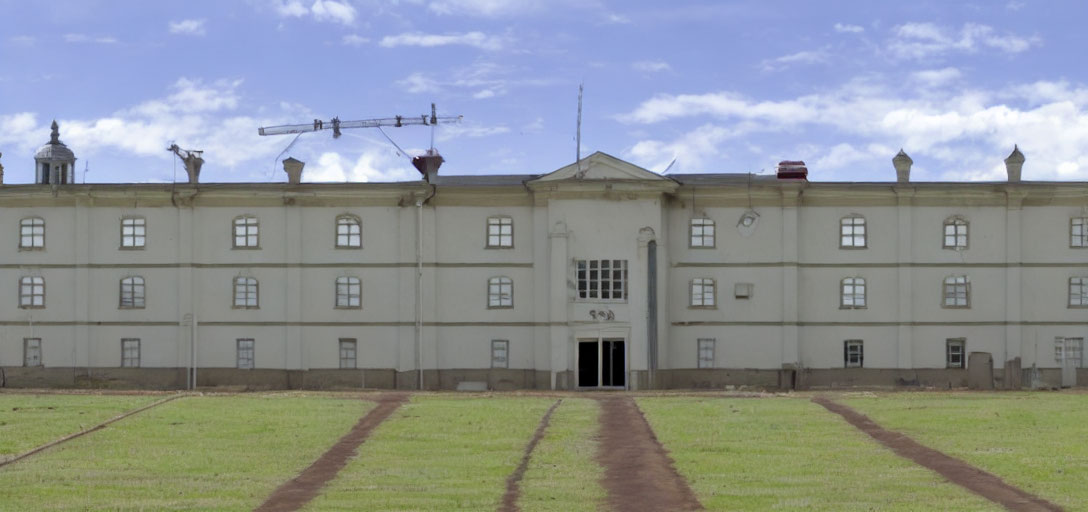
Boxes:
[484,246,514,250]
[1068,305,1088,309]
[334,246,363,250]
[18,306,45,310]
[487,305,514,310]
[574,299,628,304]
[941,305,971,309]
[688,305,717,310]
[18,247,45,252]
[942,246,968,251]
[118,246,146,251]
[118,307,146,310]
[688,245,716,249]
[838,246,868,250]
[334,306,363,310]
[231,306,260,310]
[839,306,868,310]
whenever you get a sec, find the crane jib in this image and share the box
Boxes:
[257,115,463,136]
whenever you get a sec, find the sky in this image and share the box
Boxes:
[2,0,1088,184]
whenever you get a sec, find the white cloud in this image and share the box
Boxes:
[604,13,631,24]
[8,35,35,46]
[273,0,355,25]
[305,150,419,182]
[394,61,552,99]
[436,123,509,142]
[626,124,740,173]
[760,49,828,72]
[427,0,546,17]
[834,23,864,34]
[169,19,207,36]
[342,34,369,46]
[275,0,309,17]
[632,60,671,73]
[473,89,496,99]
[397,73,442,94]
[64,34,118,44]
[380,31,505,51]
[911,67,962,87]
[888,22,1039,59]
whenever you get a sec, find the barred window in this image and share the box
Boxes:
[690,218,715,248]
[233,215,259,248]
[486,216,513,248]
[339,338,357,369]
[488,276,513,308]
[335,276,361,309]
[336,215,361,248]
[19,217,44,250]
[121,339,141,368]
[233,277,259,309]
[946,339,965,369]
[943,217,968,249]
[1070,277,1088,307]
[697,338,715,369]
[942,275,970,308]
[840,277,866,309]
[690,278,715,307]
[19,276,45,308]
[840,215,867,248]
[576,260,627,301]
[1072,218,1087,248]
[24,338,42,367]
[491,339,509,368]
[119,276,145,309]
[236,339,255,369]
[844,340,864,368]
[121,217,146,248]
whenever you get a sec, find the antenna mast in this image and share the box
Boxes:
[576,83,583,163]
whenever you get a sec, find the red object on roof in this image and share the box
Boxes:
[776,160,808,180]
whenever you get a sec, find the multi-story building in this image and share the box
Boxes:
[0,124,1085,390]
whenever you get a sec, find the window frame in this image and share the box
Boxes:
[689,278,716,308]
[339,338,357,369]
[942,216,969,250]
[335,214,362,249]
[24,338,42,367]
[121,338,141,368]
[19,275,45,309]
[689,217,716,248]
[946,338,966,369]
[575,259,628,303]
[120,216,146,250]
[840,276,867,309]
[487,276,514,309]
[19,216,45,251]
[1070,277,1088,308]
[839,215,867,249]
[697,338,715,369]
[844,340,864,368]
[119,276,146,309]
[236,338,255,369]
[486,216,514,249]
[491,339,509,369]
[1072,217,1088,248]
[232,276,259,309]
[232,215,260,249]
[942,275,971,308]
[335,276,362,309]
[1055,337,1085,368]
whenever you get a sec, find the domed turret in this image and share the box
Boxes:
[34,120,76,184]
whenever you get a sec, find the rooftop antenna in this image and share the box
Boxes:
[82,160,89,184]
[576,82,583,164]
[661,158,677,175]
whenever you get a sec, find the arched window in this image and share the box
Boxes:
[942,275,970,308]
[487,276,513,308]
[119,276,145,309]
[840,277,866,308]
[19,217,45,250]
[690,218,715,248]
[840,215,866,248]
[486,216,513,248]
[233,276,259,309]
[335,276,362,308]
[19,276,45,308]
[121,216,146,249]
[232,215,259,248]
[943,216,968,249]
[335,214,362,248]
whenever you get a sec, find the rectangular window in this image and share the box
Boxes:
[491,339,509,368]
[487,217,513,248]
[690,218,715,248]
[1072,218,1087,248]
[233,277,259,309]
[840,216,867,248]
[1055,337,1084,367]
[946,338,965,369]
[576,259,627,301]
[1070,277,1088,307]
[121,338,141,368]
[841,277,866,308]
[20,218,45,249]
[844,340,864,368]
[690,278,715,307]
[488,277,513,308]
[236,339,255,369]
[697,338,715,369]
[336,277,361,308]
[943,218,968,249]
[24,338,42,367]
[233,216,259,248]
[942,275,970,308]
[121,217,146,248]
[339,338,357,369]
[19,276,45,308]
[119,277,146,309]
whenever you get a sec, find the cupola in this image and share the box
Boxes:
[34,120,76,184]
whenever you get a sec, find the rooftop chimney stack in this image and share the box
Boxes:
[1004,145,1025,183]
[283,157,305,184]
[893,149,913,183]
[0,151,4,185]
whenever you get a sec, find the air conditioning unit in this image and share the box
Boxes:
[734,282,754,299]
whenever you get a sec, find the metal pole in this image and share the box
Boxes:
[192,313,198,390]
[416,199,424,390]
[576,83,583,163]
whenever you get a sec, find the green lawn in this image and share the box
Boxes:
[0,393,161,462]
[638,396,999,511]
[517,398,605,512]
[843,392,1088,511]
[305,395,555,511]
[0,394,371,511]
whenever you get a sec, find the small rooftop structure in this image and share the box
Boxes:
[35,120,76,184]
[776,160,808,180]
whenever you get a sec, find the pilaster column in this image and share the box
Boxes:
[780,183,802,367]
[894,186,915,368]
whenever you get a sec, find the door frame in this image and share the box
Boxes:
[575,335,628,390]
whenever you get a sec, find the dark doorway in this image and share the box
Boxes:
[602,339,625,387]
[578,341,598,388]
[578,338,626,388]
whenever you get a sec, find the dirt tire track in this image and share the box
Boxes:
[596,396,702,512]
[254,392,409,512]
[813,397,1062,512]
[0,393,185,469]
[498,398,563,512]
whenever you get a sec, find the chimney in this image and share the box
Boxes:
[775,160,808,180]
[412,149,444,183]
[283,157,305,184]
[1004,145,1025,182]
[0,151,4,185]
[893,149,912,183]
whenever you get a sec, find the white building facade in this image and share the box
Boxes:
[0,133,1085,390]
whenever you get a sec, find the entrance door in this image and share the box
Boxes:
[602,339,625,387]
[578,340,599,388]
[1058,337,1082,388]
[577,338,626,388]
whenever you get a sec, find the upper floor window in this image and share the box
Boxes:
[233,276,259,309]
[121,217,146,249]
[233,215,259,249]
[19,217,44,250]
[840,215,866,248]
[19,276,44,309]
[690,218,715,248]
[1070,277,1088,308]
[690,278,716,308]
[1072,218,1088,248]
[486,216,513,248]
[121,338,141,368]
[335,276,361,309]
[943,216,968,250]
[119,276,146,309]
[840,277,866,309]
[488,276,513,308]
[576,259,627,302]
[844,340,864,368]
[942,275,970,308]
[336,214,361,248]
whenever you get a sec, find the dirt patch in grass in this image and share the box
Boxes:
[499,398,562,512]
[596,396,702,512]
[255,393,408,512]
[813,397,1061,512]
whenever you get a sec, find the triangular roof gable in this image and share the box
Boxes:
[531,151,673,182]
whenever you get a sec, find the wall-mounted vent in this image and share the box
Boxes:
[776,160,808,180]
[734,282,754,299]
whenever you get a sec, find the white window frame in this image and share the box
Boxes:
[236,338,255,369]
[943,216,968,250]
[690,218,715,248]
[840,215,867,249]
[690,278,716,308]
[339,338,357,369]
[840,277,867,309]
[487,276,513,309]
[121,338,141,368]
[19,217,45,250]
[697,338,715,369]
[19,276,45,309]
[335,276,361,309]
[844,340,864,368]
[24,338,42,367]
[232,215,259,249]
[1070,277,1088,308]
[486,216,513,248]
[946,338,965,369]
[233,277,259,309]
[1055,337,1085,368]
[942,275,970,308]
[119,276,146,309]
[120,216,146,249]
[491,339,509,368]
[575,259,628,302]
[1072,217,1087,248]
[335,214,362,249]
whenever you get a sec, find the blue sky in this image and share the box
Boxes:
[2,0,1087,184]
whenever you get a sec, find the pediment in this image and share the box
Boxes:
[531,152,673,183]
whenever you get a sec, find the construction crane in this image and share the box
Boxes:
[167,144,204,184]
[257,103,462,139]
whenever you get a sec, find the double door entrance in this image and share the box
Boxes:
[577,338,626,389]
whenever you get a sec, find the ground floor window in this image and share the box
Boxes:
[1055,337,1084,367]
[121,338,141,368]
[697,338,715,368]
[491,340,509,368]
[844,340,864,368]
[339,338,357,369]
[237,339,254,369]
[24,338,42,367]
[946,338,965,369]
